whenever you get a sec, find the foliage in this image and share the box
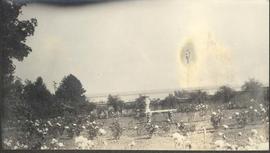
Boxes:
[190,90,208,103]
[233,111,248,128]
[109,119,123,140]
[1,0,37,123]
[22,77,54,118]
[214,86,236,103]
[0,0,37,95]
[55,74,86,102]
[145,123,158,138]
[241,78,264,100]
[87,121,99,140]
[55,74,95,115]
[210,111,223,129]
[134,95,147,117]
[159,94,178,109]
[107,95,124,113]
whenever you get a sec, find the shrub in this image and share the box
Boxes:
[210,111,223,129]
[109,119,123,140]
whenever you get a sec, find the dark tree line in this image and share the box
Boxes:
[115,79,267,114]
[3,74,96,123]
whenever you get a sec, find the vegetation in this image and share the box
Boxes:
[213,86,236,103]
[1,0,37,122]
[107,95,124,114]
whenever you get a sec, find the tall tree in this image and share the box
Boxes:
[22,77,53,118]
[55,74,86,102]
[0,0,37,91]
[1,0,37,120]
[55,74,94,114]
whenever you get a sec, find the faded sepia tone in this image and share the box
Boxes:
[1,0,269,150]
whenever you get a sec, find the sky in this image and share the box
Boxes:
[14,0,269,98]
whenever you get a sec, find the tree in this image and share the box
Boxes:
[190,90,208,103]
[55,74,86,102]
[134,95,147,117]
[214,86,236,103]
[1,0,37,120]
[160,94,177,109]
[55,74,94,114]
[174,90,190,98]
[22,77,53,118]
[0,0,37,123]
[2,77,25,122]
[107,95,124,113]
[241,78,263,100]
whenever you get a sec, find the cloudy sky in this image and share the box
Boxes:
[15,0,269,96]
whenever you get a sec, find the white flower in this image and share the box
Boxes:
[235,112,239,115]
[37,129,43,133]
[75,136,94,149]
[16,141,20,146]
[212,112,217,115]
[134,126,138,130]
[154,125,159,129]
[238,132,242,136]
[250,99,255,102]
[228,116,232,119]
[249,106,253,109]
[47,121,52,126]
[98,128,107,135]
[51,138,58,144]
[41,145,48,150]
[254,109,258,113]
[222,125,229,129]
[82,126,86,129]
[65,126,69,129]
[3,139,12,146]
[218,132,223,136]
[58,142,64,147]
[73,123,77,126]
[56,123,61,127]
